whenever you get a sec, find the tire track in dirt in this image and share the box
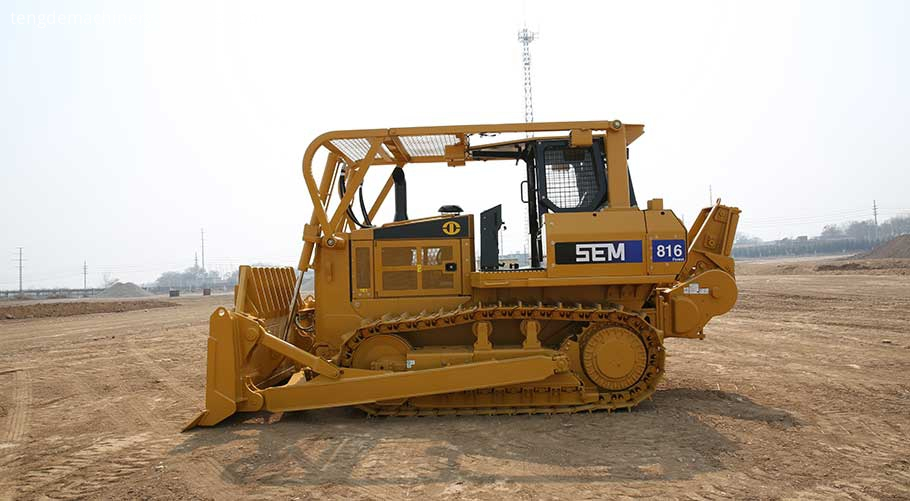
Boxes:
[4,356,171,499]
[2,370,30,445]
[3,344,239,500]
[0,298,226,499]
[181,456,245,501]
[17,433,177,499]
[252,434,401,500]
[313,435,397,500]
[121,338,245,500]
[125,339,202,404]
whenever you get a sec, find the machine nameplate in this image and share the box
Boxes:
[554,241,644,264]
[652,239,687,262]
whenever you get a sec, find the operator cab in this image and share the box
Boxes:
[471,138,637,270]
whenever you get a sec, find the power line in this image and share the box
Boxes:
[744,208,873,224]
[200,228,206,271]
[17,247,23,293]
[739,210,908,233]
[742,211,908,228]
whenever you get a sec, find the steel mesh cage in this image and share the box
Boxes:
[381,247,418,267]
[421,270,454,289]
[399,135,459,157]
[382,271,418,290]
[355,247,371,289]
[542,146,598,210]
[330,138,387,162]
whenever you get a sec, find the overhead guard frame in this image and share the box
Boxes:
[298,120,644,272]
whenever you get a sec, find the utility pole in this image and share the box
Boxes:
[17,247,23,293]
[709,185,713,205]
[83,261,87,291]
[873,200,879,241]
[200,228,206,271]
[194,252,199,269]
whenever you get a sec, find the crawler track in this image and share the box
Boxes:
[338,303,665,417]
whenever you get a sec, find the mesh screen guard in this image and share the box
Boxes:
[536,140,607,212]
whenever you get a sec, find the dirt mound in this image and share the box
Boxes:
[738,257,910,276]
[96,282,152,298]
[815,262,870,272]
[0,299,174,320]
[863,235,910,259]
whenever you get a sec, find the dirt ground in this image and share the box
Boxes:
[1,264,909,500]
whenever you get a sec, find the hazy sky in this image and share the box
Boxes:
[2,0,908,289]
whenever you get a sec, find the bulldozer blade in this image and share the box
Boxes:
[185,266,302,431]
[185,302,572,430]
[183,410,218,432]
[183,308,251,431]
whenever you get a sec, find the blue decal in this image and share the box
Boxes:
[652,239,686,262]
[556,240,643,264]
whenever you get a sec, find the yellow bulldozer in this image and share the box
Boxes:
[185,120,740,430]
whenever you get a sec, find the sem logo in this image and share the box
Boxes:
[554,240,643,264]
[441,221,461,235]
[575,243,626,262]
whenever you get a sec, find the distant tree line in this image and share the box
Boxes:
[819,215,910,241]
[152,265,238,290]
[733,214,909,259]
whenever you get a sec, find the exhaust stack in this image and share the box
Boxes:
[392,166,408,222]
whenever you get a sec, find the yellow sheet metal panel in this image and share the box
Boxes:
[544,210,647,278]
[604,128,631,208]
[460,238,474,295]
[313,245,361,353]
[349,228,374,241]
[570,128,593,148]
